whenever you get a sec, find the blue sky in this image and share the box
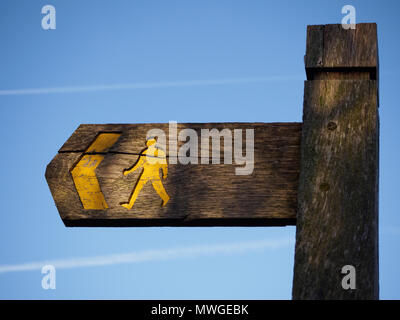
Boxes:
[0,0,399,299]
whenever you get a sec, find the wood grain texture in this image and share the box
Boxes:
[293,23,379,300]
[46,123,301,227]
[305,24,378,81]
[59,122,299,155]
[293,80,379,299]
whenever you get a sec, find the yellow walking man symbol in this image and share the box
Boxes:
[120,138,170,208]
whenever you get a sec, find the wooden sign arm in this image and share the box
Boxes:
[45,123,301,227]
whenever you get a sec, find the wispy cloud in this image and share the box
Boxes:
[0,76,302,96]
[0,238,293,274]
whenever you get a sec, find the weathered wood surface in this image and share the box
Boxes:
[293,23,379,299]
[46,123,301,227]
[305,23,378,80]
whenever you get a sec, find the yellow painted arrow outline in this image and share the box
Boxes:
[70,133,122,210]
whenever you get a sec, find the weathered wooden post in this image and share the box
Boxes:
[292,23,379,299]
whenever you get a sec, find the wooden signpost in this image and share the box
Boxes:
[45,23,379,299]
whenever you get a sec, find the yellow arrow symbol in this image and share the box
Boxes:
[70,133,122,210]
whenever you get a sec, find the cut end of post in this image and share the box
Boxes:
[305,23,378,82]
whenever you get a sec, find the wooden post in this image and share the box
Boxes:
[292,24,379,299]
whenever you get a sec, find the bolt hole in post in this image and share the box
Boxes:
[327,122,337,131]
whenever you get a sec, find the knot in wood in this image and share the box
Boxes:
[327,122,337,131]
[319,182,330,192]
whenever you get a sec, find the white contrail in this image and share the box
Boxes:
[0,75,302,96]
[0,238,293,274]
